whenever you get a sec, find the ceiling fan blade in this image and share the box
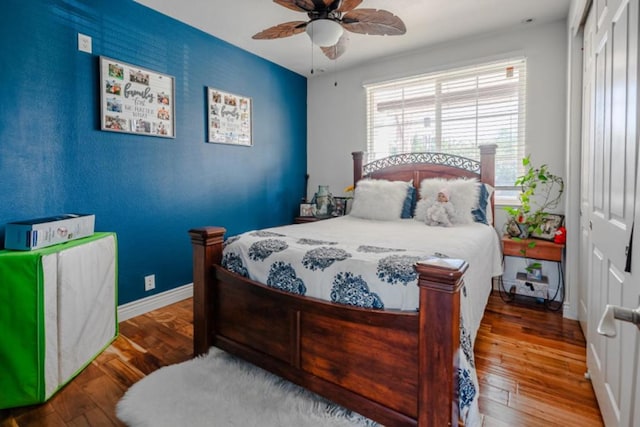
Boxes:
[252,21,308,40]
[342,9,406,36]
[336,0,363,12]
[320,33,349,59]
[273,0,316,12]
[274,0,354,14]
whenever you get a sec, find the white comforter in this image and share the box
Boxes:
[221,216,503,427]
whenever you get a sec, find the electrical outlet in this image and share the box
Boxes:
[144,274,155,291]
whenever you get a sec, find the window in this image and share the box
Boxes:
[365,58,526,202]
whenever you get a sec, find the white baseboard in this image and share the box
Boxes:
[118,283,193,322]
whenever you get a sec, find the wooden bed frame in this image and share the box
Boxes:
[189,144,496,427]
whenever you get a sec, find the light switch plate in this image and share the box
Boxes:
[78,33,92,54]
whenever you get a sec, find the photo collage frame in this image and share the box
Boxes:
[100,56,175,138]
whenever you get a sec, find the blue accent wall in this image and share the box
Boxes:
[0,0,307,304]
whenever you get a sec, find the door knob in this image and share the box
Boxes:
[597,304,640,337]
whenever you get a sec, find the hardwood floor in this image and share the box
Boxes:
[476,295,603,426]
[1,293,603,427]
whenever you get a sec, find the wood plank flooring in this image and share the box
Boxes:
[1,293,603,426]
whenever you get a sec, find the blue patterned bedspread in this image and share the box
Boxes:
[220,218,501,427]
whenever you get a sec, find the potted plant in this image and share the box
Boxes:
[504,155,564,277]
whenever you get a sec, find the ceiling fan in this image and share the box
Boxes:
[252,0,406,60]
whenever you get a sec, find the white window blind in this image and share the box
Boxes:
[365,58,527,193]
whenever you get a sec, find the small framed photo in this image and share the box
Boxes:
[300,203,315,217]
[506,218,528,238]
[531,214,565,241]
[332,197,348,217]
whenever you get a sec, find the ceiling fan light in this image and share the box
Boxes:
[306,19,343,47]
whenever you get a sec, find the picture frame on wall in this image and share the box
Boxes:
[207,87,252,146]
[531,214,565,241]
[99,56,175,138]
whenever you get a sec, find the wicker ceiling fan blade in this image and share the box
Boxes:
[320,33,349,59]
[273,0,316,12]
[274,0,351,13]
[336,0,363,12]
[252,21,308,40]
[342,9,406,36]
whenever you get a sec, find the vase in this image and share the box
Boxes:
[312,185,334,218]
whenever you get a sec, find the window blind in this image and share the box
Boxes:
[364,58,527,193]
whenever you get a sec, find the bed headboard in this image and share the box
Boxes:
[352,144,497,221]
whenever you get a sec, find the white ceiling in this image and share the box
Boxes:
[134,0,571,77]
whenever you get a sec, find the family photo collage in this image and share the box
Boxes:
[100,56,251,145]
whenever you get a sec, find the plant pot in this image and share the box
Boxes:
[526,265,542,281]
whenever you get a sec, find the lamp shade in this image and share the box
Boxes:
[306,19,343,47]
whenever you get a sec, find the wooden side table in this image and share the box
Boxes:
[500,235,565,310]
[294,216,326,224]
[501,235,564,261]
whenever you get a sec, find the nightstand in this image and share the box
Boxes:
[294,216,325,224]
[500,235,565,310]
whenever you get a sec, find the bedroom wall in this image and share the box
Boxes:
[306,18,567,203]
[306,19,568,309]
[0,0,307,305]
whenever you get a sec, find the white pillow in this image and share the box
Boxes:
[414,178,480,225]
[349,179,410,221]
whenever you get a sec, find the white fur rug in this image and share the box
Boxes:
[117,348,377,427]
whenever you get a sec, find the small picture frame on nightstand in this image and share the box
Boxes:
[530,214,564,241]
[332,197,348,216]
[299,203,315,217]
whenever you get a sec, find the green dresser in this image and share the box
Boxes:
[0,232,118,409]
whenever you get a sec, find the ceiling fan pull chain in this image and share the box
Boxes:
[334,45,338,87]
[310,28,314,75]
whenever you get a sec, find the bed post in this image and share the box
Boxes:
[352,151,364,186]
[415,259,468,427]
[188,226,226,356]
[479,144,497,225]
[479,144,496,186]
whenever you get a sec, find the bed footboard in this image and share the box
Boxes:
[189,227,468,427]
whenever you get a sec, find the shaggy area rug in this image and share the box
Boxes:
[116,348,377,427]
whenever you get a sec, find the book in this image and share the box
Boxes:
[418,256,466,270]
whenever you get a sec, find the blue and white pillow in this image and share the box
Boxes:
[401,186,416,219]
[471,183,494,225]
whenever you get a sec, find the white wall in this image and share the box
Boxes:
[306,19,568,201]
[306,18,572,314]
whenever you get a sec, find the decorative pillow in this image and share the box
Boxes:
[414,178,480,225]
[472,183,494,225]
[401,186,416,219]
[349,179,411,221]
